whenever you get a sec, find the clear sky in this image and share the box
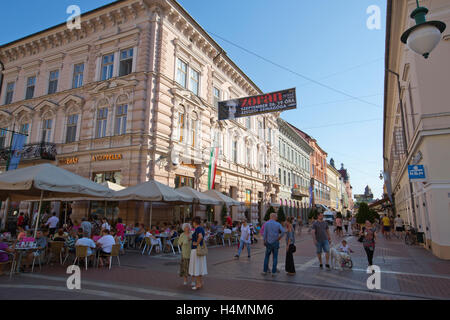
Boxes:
[0,0,387,199]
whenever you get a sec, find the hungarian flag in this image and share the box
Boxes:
[207,147,219,190]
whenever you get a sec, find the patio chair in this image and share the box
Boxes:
[141,237,157,255]
[223,233,232,246]
[98,244,120,270]
[73,246,90,271]
[0,251,16,279]
[166,237,178,255]
[31,249,45,273]
[172,237,181,253]
[47,241,64,265]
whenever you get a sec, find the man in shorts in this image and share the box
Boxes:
[312,212,332,270]
[394,215,405,239]
[381,215,391,239]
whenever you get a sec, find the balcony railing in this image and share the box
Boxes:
[292,186,309,199]
[0,143,57,163]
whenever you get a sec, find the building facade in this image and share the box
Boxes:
[277,118,313,222]
[384,0,450,259]
[327,160,342,211]
[338,163,354,213]
[0,0,280,226]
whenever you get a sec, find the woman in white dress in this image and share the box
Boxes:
[189,216,207,290]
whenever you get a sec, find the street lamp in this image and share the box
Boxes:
[401,0,446,59]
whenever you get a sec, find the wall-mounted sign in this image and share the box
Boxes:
[92,154,123,162]
[408,165,426,180]
[218,88,297,120]
[59,157,79,165]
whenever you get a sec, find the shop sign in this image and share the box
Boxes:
[92,154,123,162]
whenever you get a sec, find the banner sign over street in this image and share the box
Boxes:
[218,88,297,121]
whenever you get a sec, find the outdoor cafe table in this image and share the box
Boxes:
[11,244,39,273]
[156,234,169,252]
[124,233,137,249]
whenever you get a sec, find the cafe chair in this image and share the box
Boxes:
[166,237,178,255]
[47,241,64,265]
[0,251,16,279]
[223,233,232,246]
[172,237,181,254]
[141,237,156,255]
[101,244,121,270]
[31,248,45,273]
[73,246,90,271]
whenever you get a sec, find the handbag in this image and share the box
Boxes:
[358,235,364,243]
[196,241,208,256]
[289,244,296,253]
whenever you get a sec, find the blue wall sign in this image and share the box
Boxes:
[408,165,426,180]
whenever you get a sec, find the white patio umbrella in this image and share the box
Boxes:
[0,163,114,237]
[202,189,240,206]
[113,180,193,228]
[176,187,222,223]
[100,181,125,222]
[176,187,221,205]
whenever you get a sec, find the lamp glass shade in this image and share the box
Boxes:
[406,24,443,57]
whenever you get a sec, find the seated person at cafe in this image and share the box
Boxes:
[151,225,160,235]
[21,230,48,272]
[0,235,15,275]
[169,226,178,240]
[17,226,27,242]
[75,232,96,260]
[210,221,218,234]
[135,224,146,246]
[224,226,232,234]
[65,229,78,253]
[52,229,67,242]
[133,223,140,233]
[96,229,116,267]
[145,228,162,253]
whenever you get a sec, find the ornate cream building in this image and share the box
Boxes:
[385,0,450,259]
[277,118,313,222]
[0,0,280,226]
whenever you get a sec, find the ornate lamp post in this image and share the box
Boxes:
[401,0,446,59]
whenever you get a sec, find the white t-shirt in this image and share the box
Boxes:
[240,225,251,243]
[76,237,96,256]
[224,228,232,234]
[97,235,116,253]
[46,216,59,228]
[339,244,351,254]
[102,222,111,231]
[394,217,404,228]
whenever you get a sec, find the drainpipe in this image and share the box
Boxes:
[0,59,4,99]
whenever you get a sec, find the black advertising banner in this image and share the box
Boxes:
[218,88,297,120]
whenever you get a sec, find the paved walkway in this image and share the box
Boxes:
[1,227,449,300]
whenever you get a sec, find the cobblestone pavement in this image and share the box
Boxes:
[1,227,449,300]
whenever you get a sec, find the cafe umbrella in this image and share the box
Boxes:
[113,180,193,228]
[0,163,114,237]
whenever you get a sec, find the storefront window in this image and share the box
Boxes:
[175,175,194,189]
[92,171,122,185]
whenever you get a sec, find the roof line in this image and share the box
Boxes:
[0,0,262,94]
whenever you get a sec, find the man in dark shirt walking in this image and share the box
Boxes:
[312,212,332,270]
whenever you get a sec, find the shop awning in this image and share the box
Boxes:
[176,187,221,205]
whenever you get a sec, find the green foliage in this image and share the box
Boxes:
[277,206,286,222]
[264,206,276,221]
[356,202,379,224]
[221,204,228,225]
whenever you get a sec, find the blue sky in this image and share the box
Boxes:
[0,0,387,199]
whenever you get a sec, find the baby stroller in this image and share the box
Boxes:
[339,251,353,269]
